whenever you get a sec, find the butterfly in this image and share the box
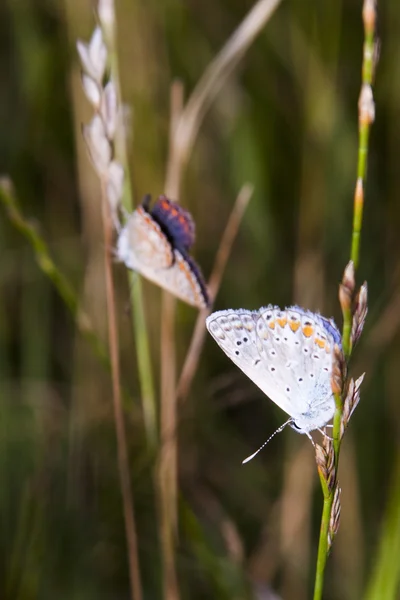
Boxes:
[117,194,209,308]
[206,305,342,461]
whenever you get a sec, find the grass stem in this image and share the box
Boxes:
[157,4,282,596]
[103,5,158,449]
[312,2,377,598]
[177,183,253,402]
[0,178,109,367]
[101,188,143,600]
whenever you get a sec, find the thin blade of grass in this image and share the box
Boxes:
[158,4,282,598]
[101,191,143,600]
[177,183,253,403]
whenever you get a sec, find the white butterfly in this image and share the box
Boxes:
[116,195,209,308]
[206,305,341,461]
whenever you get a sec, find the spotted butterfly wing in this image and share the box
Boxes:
[206,305,341,434]
[117,206,173,270]
[116,196,209,308]
[206,309,298,418]
[255,306,338,431]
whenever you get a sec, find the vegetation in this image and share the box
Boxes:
[0,0,399,599]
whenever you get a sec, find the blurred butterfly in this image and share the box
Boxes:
[206,305,342,461]
[117,194,209,308]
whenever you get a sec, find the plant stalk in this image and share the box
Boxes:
[312,2,377,598]
[101,190,143,600]
[157,3,283,598]
[102,4,158,449]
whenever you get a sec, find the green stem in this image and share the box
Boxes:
[313,495,333,600]
[312,3,377,598]
[0,179,109,367]
[341,305,353,358]
[0,179,139,413]
[101,13,157,448]
[313,392,343,600]
[332,393,343,462]
[350,13,376,269]
[130,271,157,447]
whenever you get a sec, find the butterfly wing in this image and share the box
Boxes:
[117,207,173,270]
[206,309,300,417]
[157,249,208,308]
[207,306,339,430]
[117,208,208,308]
[255,306,336,427]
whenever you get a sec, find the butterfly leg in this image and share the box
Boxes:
[306,432,316,447]
[317,428,334,441]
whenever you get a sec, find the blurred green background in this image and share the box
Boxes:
[0,0,399,599]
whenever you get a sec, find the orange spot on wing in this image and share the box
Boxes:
[289,321,300,332]
[268,320,276,330]
[302,325,314,337]
[142,210,161,232]
[277,317,287,328]
[178,215,188,228]
[315,338,326,349]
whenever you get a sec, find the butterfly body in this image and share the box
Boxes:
[149,194,195,252]
[117,195,209,308]
[206,305,341,434]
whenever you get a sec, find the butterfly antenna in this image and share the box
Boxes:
[242,418,293,464]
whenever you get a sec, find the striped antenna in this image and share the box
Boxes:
[242,418,293,464]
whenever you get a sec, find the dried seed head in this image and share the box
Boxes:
[101,81,118,139]
[81,74,101,108]
[315,443,327,476]
[315,443,329,497]
[351,282,368,347]
[340,373,365,439]
[77,27,107,83]
[340,378,354,440]
[106,160,124,219]
[323,437,336,492]
[83,115,112,176]
[98,0,115,32]
[342,261,355,290]
[316,439,336,495]
[331,344,346,397]
[328,486,341,552]
[339,261,355,313]
[350,373,365,418]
